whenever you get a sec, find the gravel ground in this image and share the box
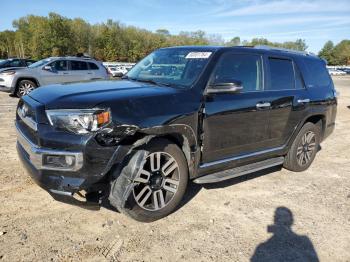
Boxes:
[0,76,349,262]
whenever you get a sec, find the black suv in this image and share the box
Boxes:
[16,46,337,221]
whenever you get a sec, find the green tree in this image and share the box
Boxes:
[318,41,335,65]
[226,36,241,46]
[332,40,350,65]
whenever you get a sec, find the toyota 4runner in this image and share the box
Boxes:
[16,46,337,222]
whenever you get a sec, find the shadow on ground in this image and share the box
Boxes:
[251,207,319,262]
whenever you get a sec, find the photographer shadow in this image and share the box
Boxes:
[251,207,319,262]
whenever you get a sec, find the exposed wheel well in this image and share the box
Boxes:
[152,133,191,168]
[303,115,325,138]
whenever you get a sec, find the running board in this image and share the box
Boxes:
[193,157,284,184]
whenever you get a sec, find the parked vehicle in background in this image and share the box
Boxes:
[108,66,128,77]
[0,58,36,69]
[16,46,337,222]
[338,68,350,74]
[328,69,346,76]
[0,56,108,97]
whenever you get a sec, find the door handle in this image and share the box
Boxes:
[63,72,69,75]
[297,99,310,103]
[87,72,92,75]
[256,102,271,109]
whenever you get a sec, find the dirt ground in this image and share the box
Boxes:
[0,76,349,262]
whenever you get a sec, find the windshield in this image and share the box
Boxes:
[28,58,52,68]
[0,60,8,66]
[126,49,213,88]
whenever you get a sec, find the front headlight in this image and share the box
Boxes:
[0,71,16,76]
[46,109,111,134]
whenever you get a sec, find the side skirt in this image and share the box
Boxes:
[193,156,284,184]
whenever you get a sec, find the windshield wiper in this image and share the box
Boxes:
[124,76,187,88]
[125,77,164,86]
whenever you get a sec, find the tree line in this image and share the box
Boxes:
[0,12,347,64]
[318,40,350,65]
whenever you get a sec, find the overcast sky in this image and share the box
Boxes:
[1,0,349,53]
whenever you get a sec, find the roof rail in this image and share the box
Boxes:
[254,45,317,57]
[64,53,93,60]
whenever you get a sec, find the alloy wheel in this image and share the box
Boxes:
[18,82,35,96]
[133,152,180,211]
[296,131,316,166]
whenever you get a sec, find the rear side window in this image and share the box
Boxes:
[70,61,88,70]
[212,53,263,92]
[267,58,295,90]
[303,59,330,88]
[88,62,99,70]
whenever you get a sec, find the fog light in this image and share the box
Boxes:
[43,154,76,168]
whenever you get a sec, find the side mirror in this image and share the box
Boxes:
[43,65,53,71]
[206,79,243,94]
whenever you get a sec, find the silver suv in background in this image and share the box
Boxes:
[0,56,109,97]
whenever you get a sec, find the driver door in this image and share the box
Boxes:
[202,52,272,164]
[40,60,70,85]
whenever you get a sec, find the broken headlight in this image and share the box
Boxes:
[46,109,111,134]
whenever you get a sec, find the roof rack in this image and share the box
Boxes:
[254,45,317,57]
[64,53,93,60]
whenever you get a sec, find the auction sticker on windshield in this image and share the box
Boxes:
[185,52,212,59]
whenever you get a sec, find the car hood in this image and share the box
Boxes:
[0,67,26,72]
[28,80,182,109]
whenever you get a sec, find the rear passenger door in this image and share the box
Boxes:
[263,56,309,148]
[87,62,104,79]
[68,60,91,82]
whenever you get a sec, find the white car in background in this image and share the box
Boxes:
[0,56,109,97]
[328,69,346,76]
[107,66,128,77]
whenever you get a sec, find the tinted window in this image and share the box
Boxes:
[49,60,67,71]
[9,60,23,67]
[304,59,330,87]
[212,53,262,92]
[268,58,295,90]
[25,60,35,66]
[294,64,305,89]
[70,61,88,70]
[88,62,99,70]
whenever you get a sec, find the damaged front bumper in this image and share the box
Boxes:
[16,121,131,208]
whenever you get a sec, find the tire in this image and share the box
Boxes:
[16,79,37,97]
[283,122,321,172]
[109,138,188,222]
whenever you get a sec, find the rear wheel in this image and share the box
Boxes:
[283,122,321,172]
[16,80,37,97]
[109,139,188,222]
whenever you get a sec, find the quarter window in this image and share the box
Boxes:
[88,62,99,70]
[212,53,263,92]
[267,58,295,90]
[70,61,88,70]
[304,59,330,87]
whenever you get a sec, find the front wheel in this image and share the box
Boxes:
[109,139,188,222]
[283,122,321,172]
[16,80,37,97]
